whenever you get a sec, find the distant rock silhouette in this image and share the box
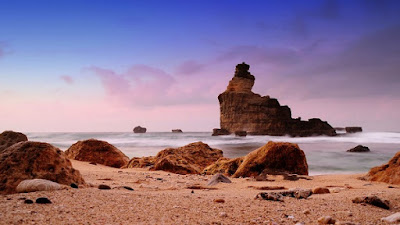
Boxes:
[345,127,362,133]
[172,129,183,133]
[212,128,230,136]
[133,126,147,133]
[0,130,28,152]
[347,145,370,152]
[217,62,336,136]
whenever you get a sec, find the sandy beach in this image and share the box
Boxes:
[0,160,399,225]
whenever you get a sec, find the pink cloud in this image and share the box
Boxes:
[175,60,205,75]
[60,75,74,84]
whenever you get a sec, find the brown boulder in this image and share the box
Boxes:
[232,141,308,178]
[0,130,28,152]
[0,141,85,194]
[203,157,244,176]
[125,156,156,168]
[65,139,129,168]
[347,145,370,152]
[366,151,400,184]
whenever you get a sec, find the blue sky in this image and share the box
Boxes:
[1,0,400,132]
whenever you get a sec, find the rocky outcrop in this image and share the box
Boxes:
[203,157,244,175]
[232,141,308,178]
[127,142,223,175]
[217,62,336,136]
[345,127,362,133]
[347,145,370,152]
[0,130,28,152]
[212,128,230,136]
[0,141,85,194]
[133,126,147,133]
[366,151,400,185]
[65,139,129,168]
[172,129,183,133]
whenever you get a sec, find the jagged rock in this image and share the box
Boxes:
[347,145,370,152]
[16,179,63,193]
[0,130,28,152]
[312,187,330,194]
[207,173,232,186]
[232,141,308,178]
[217,62,336,137]
[345,127,362,133]
[381,212,400,223]
[366,151,400,184]
[127,142,223,175]
[172,129,183,133]
[0,141,85,194]
[212,128,230,136]
[202,157,243,175]
[65,139,129,168]
[234,131,247,137]
[133,126,147,133]
[352,196,390,209]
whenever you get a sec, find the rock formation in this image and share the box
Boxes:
[217,62,336,136]
[0,141,85,194]
[345,127,362,133]
[203,157,244,176]
[232,141,308,177]
[133,126,147,133]
[347,145,370,152]
[126,142,223,175]
[366,151,400,185]
[0,130,28,152]
[172,129,183,133]
[65,139,129,168]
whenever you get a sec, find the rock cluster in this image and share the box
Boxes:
[133,126,147,133]
[366,151,400,184]
[217,62,336,136]
[0,141,85,194]
[65,139,129,168]
[0,130,28,152]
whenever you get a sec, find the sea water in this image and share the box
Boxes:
[26,132,400,175]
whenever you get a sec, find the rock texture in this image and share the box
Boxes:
[65,139,129,168]
[366,151,400,184]
[133,126,147,133]
[16,179,63,193]
[218,62,336,136]
[347,145,370,152]
[232,141,308,178]
[0,130,28,152]
[0,141,85,194]
[127,142,223,175]
[203,157,244,176]
[124,156,156,169]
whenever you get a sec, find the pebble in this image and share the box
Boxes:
[98,184,111,190]
[255,192,283,202]
[352,196,390,210]
[123,186,134,191]
[303,210,311,215]
[317,216,336,224]
[70,183,78,189]
[24,199,34,204]
[335,221,359,225]
[35,197,52,204]
[312,187,330,194]
[219,212,228,218]
[214,199,225,203]
[381,212,400,223]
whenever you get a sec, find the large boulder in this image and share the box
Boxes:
[366,151,400,185]
[0,141,85,194]
[133,126,147,133]
[0,130,28,152]
[127,142,223,175]
[203,157,244,176]
[232,141,308,178]
[65,139,129,168]
[218,62,336,136]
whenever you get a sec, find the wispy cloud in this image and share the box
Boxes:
[175,60,205,76]
[60,75,74,85]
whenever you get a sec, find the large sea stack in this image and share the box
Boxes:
[217,62,336,136]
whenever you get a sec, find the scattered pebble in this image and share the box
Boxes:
[255,192,283,202]
[24,199,34,204]
[98,184,111,190]
[219,212,228,218]
[35,197,52,204]
[317,216,336,224]
[70,183,78,189]
[123,186,134,191]
[352,196,390,210]
[213,199,225,203]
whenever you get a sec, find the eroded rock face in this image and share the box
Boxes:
[133,126,147,133]
[65,139,129,168]
[366,151,400,184]
[232,141,308,178]
[218,62,336,136]
[0,141,85,194]
[127,142,223,175]
[0,131,28,152]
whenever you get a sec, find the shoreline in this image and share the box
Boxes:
[1,160,399,224]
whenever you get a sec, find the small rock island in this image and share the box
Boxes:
[217,62,336,137]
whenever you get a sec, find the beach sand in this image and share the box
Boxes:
[1,160,399,224]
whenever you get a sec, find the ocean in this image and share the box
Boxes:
[26,132,400,175]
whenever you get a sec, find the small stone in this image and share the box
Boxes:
[381,212,400,223]
[24,199,34,204]
[207,173,232,186]
[303,210,310,215]
[191,190,194,194]
[312,187,330,194]
[123,186,134,191]
[388,186,395,188]
[255,192,283,202]
[219,212,228,218]
[214,199,225,203]
[334,221,359,225]
[89,162,97,165]
[70,183,78,189]
[318,216,336,224]
[98,184,111,190]
[352,196,390,210]
[35,197,52,204]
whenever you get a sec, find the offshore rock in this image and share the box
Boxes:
[0,130,28,152]
[0,141,85,194]
[212,128,230,136]
[347,145,370,152]
[133,126,147,133]
[65,139,129,168]
[366,151,400,185]
[172,129,183,133]
[345,127,362,133]
[217,62,336,136]
[232,141,308,178]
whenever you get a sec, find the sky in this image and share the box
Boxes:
[0,0,400,132]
